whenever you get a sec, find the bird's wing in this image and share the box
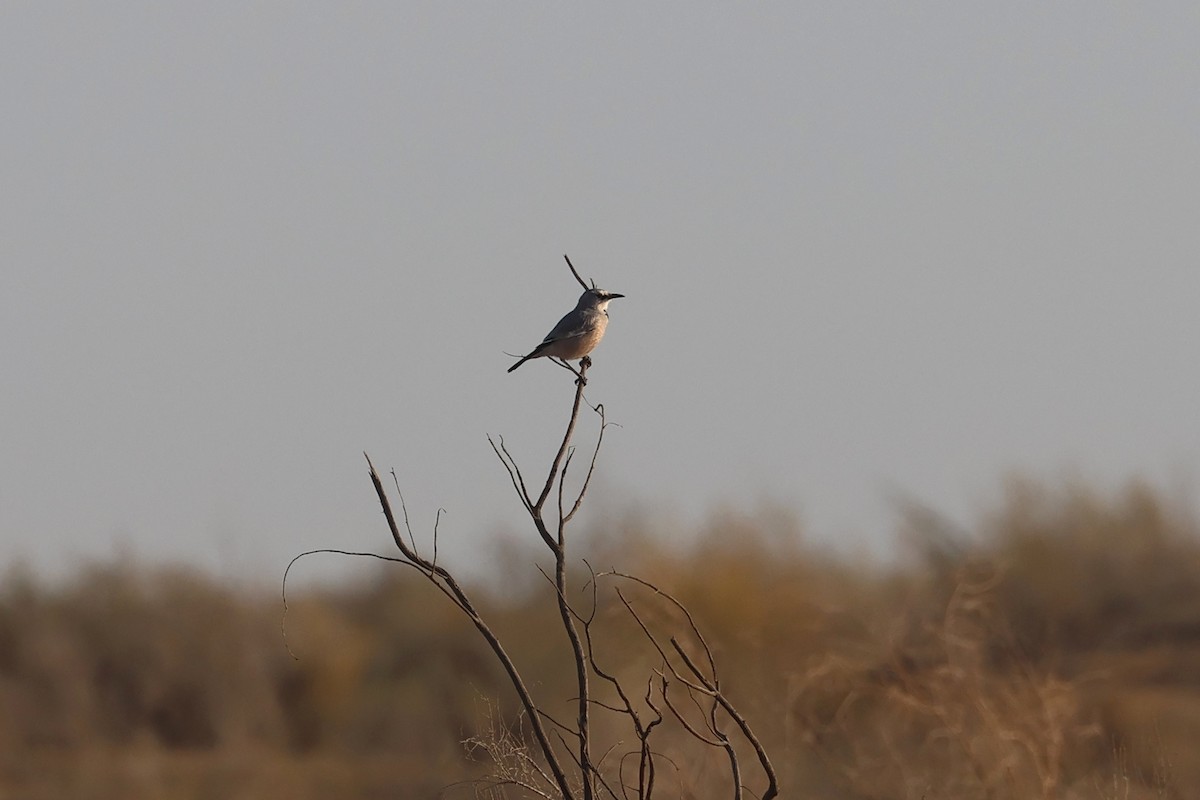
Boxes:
[541,310,591,343]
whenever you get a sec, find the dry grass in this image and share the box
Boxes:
[2,478,1198,798]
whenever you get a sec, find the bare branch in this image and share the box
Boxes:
[581,558,602,626]
[536,707,579,738]
[590,748,624,800]
[387,465,421,559]
[669,636,778,798]
[615,587,709,696]
[488,435,534,513]
[564,253,590,291]
[432,507,446,571]
[535,360,590,512]
[364,454,578,800]
[565,402,609,524]
[612,577,780,799]
[555,546,594,799]
[281,547,439,659]
[660,676,721,747]
[608,571,718,681]
[495,354,598,797]
[558,446,576,544]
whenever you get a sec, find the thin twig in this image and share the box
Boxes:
[488,435,534,513]
[281,548,431,659]
[389,468,421,559]
[608,571,719,681]
[558,446,576,544]
[564,403,608,524]
[432,507,445,571]
[564,253,592,291]
[615,588,710,696]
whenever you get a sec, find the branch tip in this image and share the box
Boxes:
[563,253,590,292]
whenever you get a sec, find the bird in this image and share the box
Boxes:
[508,287,625,373]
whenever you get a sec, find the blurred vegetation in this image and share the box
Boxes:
[2,477,1199,798]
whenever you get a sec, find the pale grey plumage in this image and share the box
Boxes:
[508,288,625,373]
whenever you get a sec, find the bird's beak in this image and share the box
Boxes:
[606,292,625,300]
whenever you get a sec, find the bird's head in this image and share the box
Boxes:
[577,287,625,310]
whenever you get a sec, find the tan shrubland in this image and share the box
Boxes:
[1,478,1197,799]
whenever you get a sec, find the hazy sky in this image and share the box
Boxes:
[3,4,1198,585]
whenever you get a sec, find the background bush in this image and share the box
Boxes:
[2,477,1198,799]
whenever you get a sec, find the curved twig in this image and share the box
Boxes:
[281,547,432,659]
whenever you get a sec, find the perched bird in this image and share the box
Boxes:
[508,287,625,373]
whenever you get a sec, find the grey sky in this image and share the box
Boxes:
[3,4,1198,584]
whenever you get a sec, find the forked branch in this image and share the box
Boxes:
[609,575,780,800]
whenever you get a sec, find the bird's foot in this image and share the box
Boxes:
[574,356,591,385]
